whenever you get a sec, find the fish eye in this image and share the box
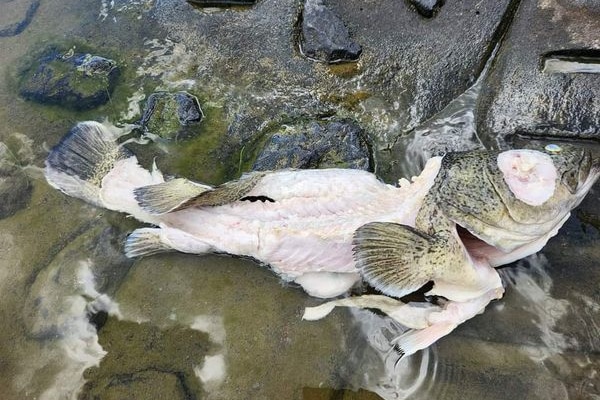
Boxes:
[545,144,562,153]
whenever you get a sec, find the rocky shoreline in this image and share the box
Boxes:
[0,0,599,399]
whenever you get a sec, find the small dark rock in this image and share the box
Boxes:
[141,91,204,140]
[19,48,119,110]
[0,0,39,37]
[0,142,31,219]
[300,0,361,63]
[187,0,255,6]
[253,119,370,171]
[409,0,444,18]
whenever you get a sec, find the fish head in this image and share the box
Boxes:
[434,145,600,265]
[543,143,600,198]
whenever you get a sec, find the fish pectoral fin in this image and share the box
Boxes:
[134,178,213,214]
[353,222,439,298]
[124,228,173,257]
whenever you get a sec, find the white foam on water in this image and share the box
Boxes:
[194,354,226,385]
[342,308,437,400]
[502,254,574,361]
[35,260,122,399]
[191,314,226,345]
[190,314,228,396]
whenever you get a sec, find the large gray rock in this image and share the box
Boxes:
[300,0,362,63]
[476,0,600,148]
[19,48,119,111]
[253,119,370,171]
[149,0,515,171]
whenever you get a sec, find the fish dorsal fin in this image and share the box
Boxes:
[353,222,436,298]
[134,178,213,214]
[176,171,267,209]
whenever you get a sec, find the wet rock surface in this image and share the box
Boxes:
[79,318,207,399]
[0,0,39,37]
[253,119,370,171]
[18,48,119,111]
[408,0,444,18]
[141,91,204,140]
[477,0,600,148]
[300,0,362,63]
[187,0,256,6]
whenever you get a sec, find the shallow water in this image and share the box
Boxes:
[1,0,599,399]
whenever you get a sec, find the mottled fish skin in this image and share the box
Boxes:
[430,147,599,256]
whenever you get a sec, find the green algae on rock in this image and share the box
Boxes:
[140,91,204,141]
[252,119,371,171]
[18,48,119,111]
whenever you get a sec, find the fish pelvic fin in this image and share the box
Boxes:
[45,121,134,206]
[353,222,438,298]
[134,178,213,214]
[124,228,173,258]
[391,322,456,361]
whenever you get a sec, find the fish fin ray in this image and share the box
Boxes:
[124,228,173,258]
[134,178,213,214]
[391,322,456,360]
[176,171,267,209]
[353,222,436,298]
[45,121,133,205]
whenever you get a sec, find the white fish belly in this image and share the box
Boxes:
[159,159,442,279]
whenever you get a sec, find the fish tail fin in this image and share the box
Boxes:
[45,121,163,222]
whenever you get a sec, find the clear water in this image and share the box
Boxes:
[0,1,599,399]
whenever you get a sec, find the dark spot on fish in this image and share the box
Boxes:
[240,195,275,203]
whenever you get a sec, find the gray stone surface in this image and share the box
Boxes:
[477,0,600,148]
[253,119,370,171]
[300,0,362,63]
[409,0,444,18]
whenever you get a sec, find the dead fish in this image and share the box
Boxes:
[45,121,599,357]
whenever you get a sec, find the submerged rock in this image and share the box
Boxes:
[253,119,370,170]
[0,142,31,219]
[141,91,204,140]
[409,0,444,18]
[80,318,207,400]
[477,0,600,146]
[300,0,362,63]
[19,49,119,111]
[0,0,39,37]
